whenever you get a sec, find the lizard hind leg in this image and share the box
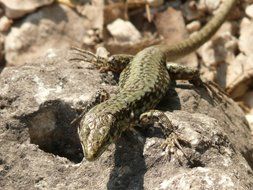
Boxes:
[166,63,225,102]
[166,63,202,86]
[139,110,189,162]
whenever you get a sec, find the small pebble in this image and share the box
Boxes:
[0,16,12,32]
[107,18,141,42]
[186,20,201,33]
[246,4,253,19]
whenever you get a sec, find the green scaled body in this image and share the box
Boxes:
[78,47,170,160]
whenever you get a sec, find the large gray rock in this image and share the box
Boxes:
[0,49,253,189]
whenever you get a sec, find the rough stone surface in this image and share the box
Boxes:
[226,54,253,98]
[197,21,238,87]
[182,1,203,21]
[4,3,99,66]
[186,20,201,33]
[245,4,253,19]
[242,91,253,110]
[155,7,198,68]
[107,18,141,42]
[0,0,54,19]
[246,115,253,134]
[0,16,13,32]
[0,34,4,66]
[201,0,221,12]
[198,21,237,67]
[0,49,253,189]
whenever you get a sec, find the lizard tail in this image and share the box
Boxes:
[157,0,237,61]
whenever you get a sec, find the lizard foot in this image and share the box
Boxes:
[68,46,108,71]
[69,47,135,73]
[140,110,189,162]
[204,81,227,103]
[160,131,191,163]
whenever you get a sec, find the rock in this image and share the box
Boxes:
[239,18,253,56]
[155,7,198,67]
[241,90,253,132]
[105,36,161,55]
[182,0,221,22]
[201,0,221,13]
[0,16,13,32]
[75,0,104,31]
[0,49,253,189]
[105,17,160,55]
[146,0,164,7]
[0,33,4,66]
[241,91,253,109]
[245,114,253,134]
[198,21,237,66]
[181,1,204,21]
[197,21,238,88]
[95,46,110,59]
[4,3,102,66]
[186,20,201,33]
[0,0,54,19]
[245,4,253,19]
[107,18,141,42]
[226,54,253,98]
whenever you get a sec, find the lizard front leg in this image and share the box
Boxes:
[166,63,202,86]
[166,63,225,101]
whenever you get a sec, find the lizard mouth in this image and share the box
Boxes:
[78,112,116,161]
[83,141,110,161]
[79,131,112,161]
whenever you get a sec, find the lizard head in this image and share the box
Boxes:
[78,112,118,161]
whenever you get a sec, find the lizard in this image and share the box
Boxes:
[70,0,237,161]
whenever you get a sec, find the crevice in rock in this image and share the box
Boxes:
[242,149,253,170]
[0,95,18,110]
[23,100,84,163]
[187,159,205,168]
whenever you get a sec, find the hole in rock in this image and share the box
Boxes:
[26,101,84,163]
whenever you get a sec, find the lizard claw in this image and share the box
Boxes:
[68,47,109,71]
[139,110,191,162]
[161,132,186,156]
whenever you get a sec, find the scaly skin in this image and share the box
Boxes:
[78,0,237,161]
